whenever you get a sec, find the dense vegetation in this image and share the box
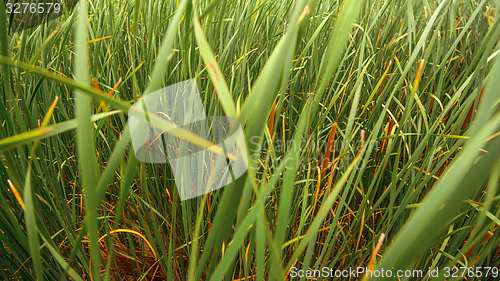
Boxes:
[1,0,500,280]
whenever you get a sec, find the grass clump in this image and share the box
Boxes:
[1,0,500,280]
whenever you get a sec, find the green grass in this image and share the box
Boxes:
[1,0,500,280]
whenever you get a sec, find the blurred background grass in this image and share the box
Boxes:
[1,0,500,280]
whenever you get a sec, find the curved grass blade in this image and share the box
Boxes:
[193,13,236,117]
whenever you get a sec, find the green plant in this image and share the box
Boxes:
[1,0,500,280]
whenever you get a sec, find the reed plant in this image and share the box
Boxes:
[1,0,500,280]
